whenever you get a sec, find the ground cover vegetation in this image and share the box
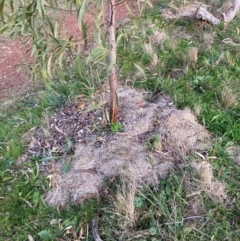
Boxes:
[1,0,240,240]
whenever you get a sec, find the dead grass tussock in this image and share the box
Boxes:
[150,53,158,69]
[185,197,203,217]
[220,86,239,109]
[143,39,158,70]
[215,50,235,66]
[142,26,169,70]
[169,40,178,50]
[142,21,169,47]
[193,103,202,117]
[188,47,198,64]
[225,51,235,66]
[203,32,215,45]
[106,169,160,240]
[150,29,168,46]
[214,53,224,66]
[108,170,138,230]
[191,161,227,202]
[143,42,154,56]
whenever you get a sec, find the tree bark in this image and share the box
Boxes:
[107,0,118,123]
[221,0,240,22]
[195,4,221,24]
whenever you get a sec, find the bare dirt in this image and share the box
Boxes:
[0,38,31,100]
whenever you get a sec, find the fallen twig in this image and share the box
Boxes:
[92,217,103,241]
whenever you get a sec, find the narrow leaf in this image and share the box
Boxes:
[116,33,123,45]
[63,158,72,175]
[10,0,14,12]
[125,3,136,18]
[38,230,52,239]
[36,0,45,19]
[81,19,89,48]
[133,62,146,79]
[47,0,58,9]
[0,26,8,34]
[26,2,37,20]
[0,0,5,20]
[46,16,54,35]
[77,0,87,30]
[65,136,73,148]
[39,156,59,162]
[0,0,5,15]
[76,0,82,8]
[49,34,61,44]
[47,53,53,78]
[54,21,58,37]
[139,0,153,8]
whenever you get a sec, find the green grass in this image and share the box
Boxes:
[1,0,240,240]
[1,161,97,240]
[0,78,100,240]
[118,5,240,144]
[96,166,240,240]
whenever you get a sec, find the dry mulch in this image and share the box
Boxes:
[21,86,211,207]
[27,95,107,158]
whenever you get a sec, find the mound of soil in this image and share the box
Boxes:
[31,86,211,207]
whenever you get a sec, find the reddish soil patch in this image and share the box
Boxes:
[60,1,139,40]
[0,39,31,100]
[0,1,139,101]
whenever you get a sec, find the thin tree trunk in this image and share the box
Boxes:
[107,0,118,123]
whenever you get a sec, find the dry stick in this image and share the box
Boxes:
[195,4,220,24]
[92,217,103,241]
